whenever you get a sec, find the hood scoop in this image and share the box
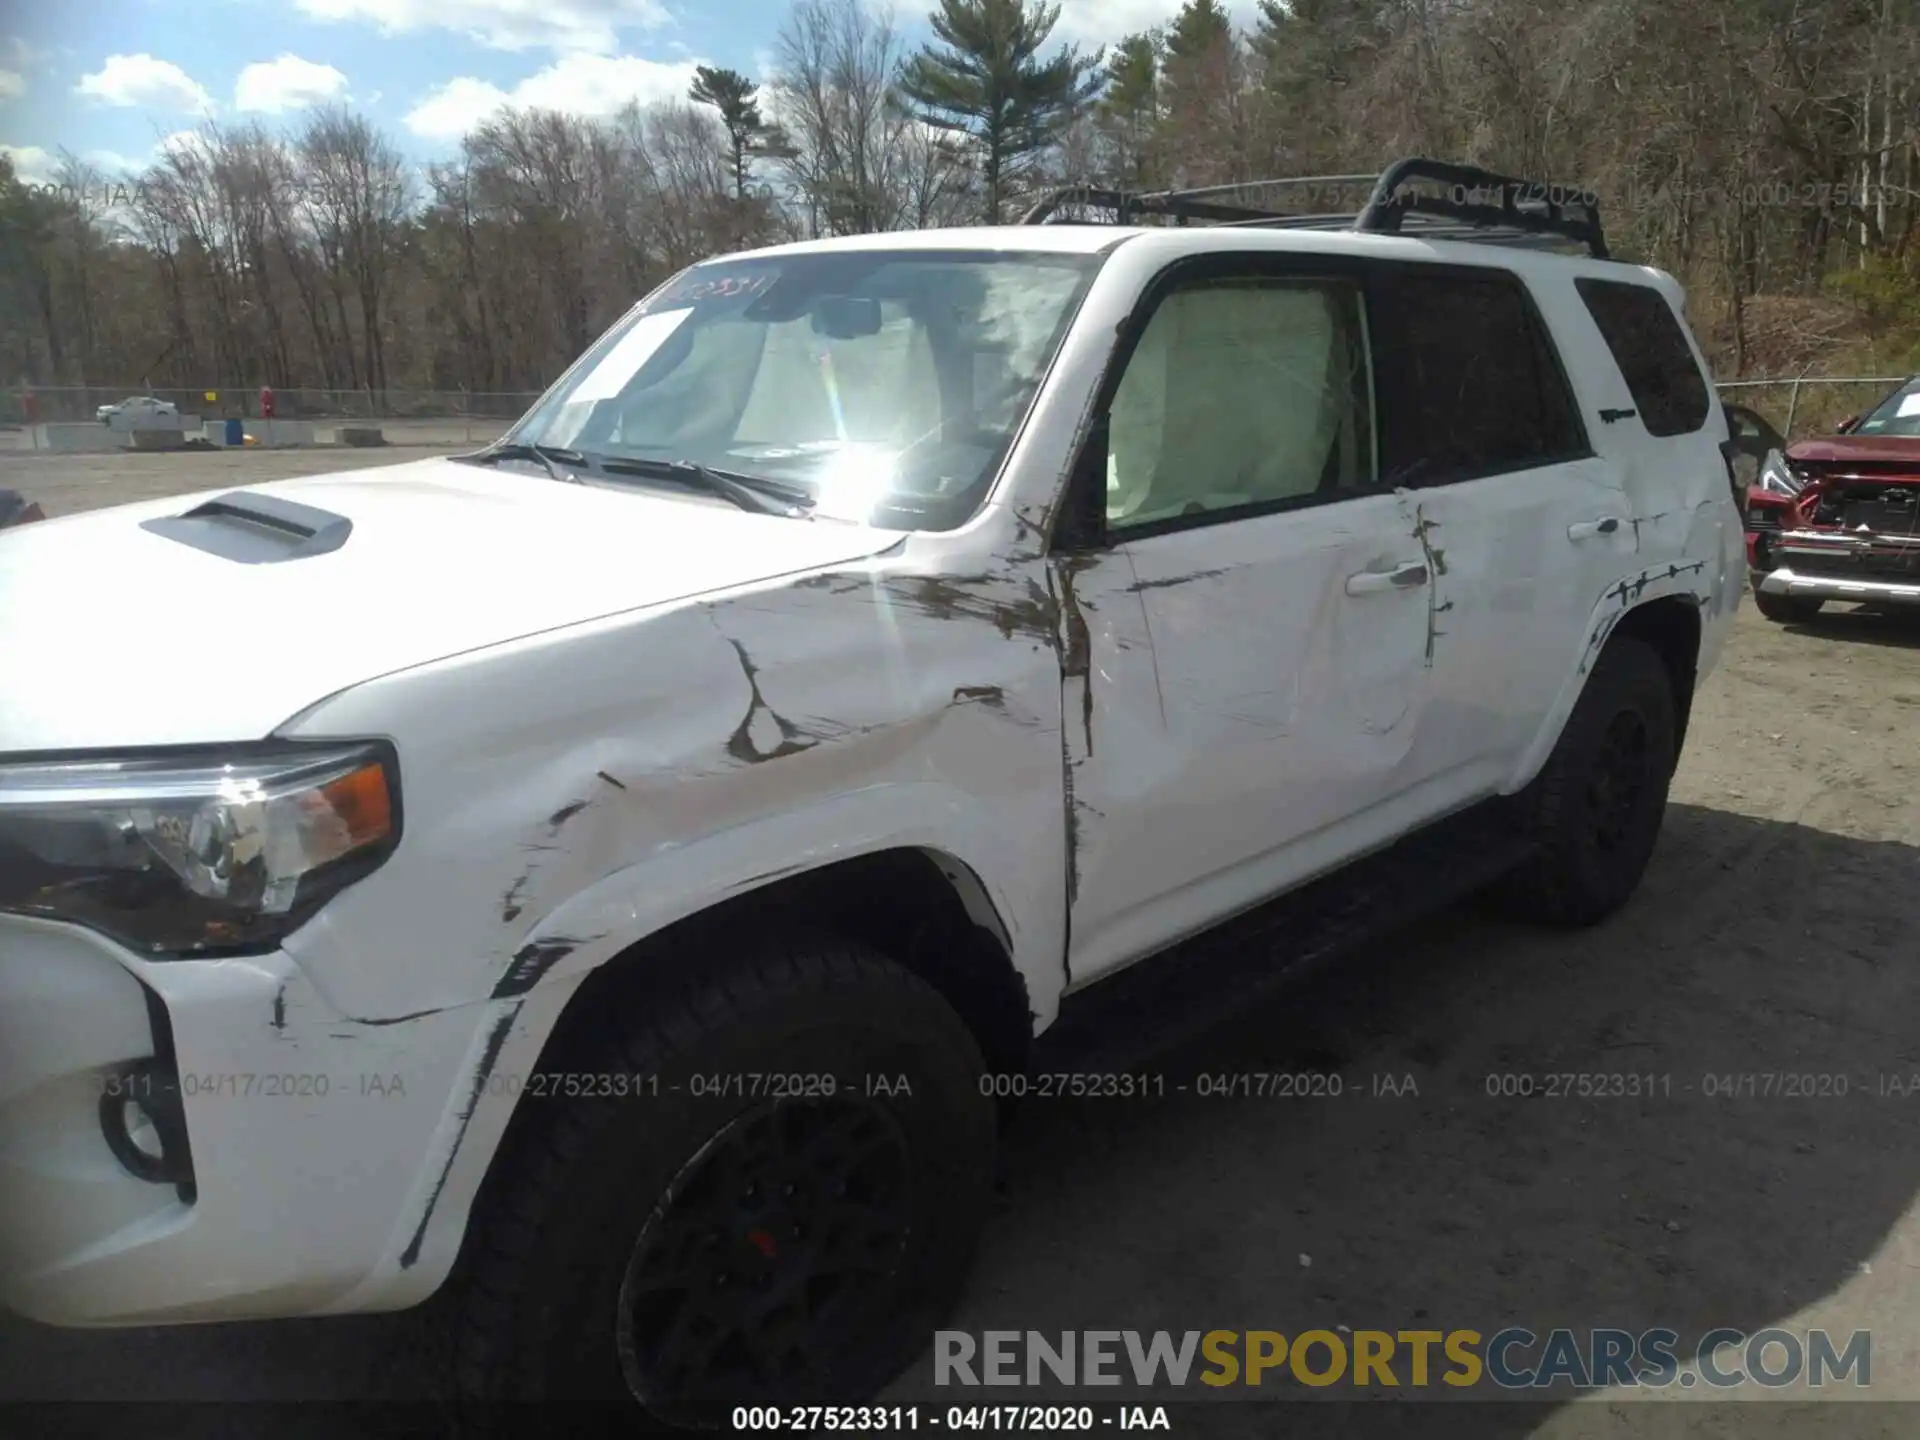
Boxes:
[140,490,353,564]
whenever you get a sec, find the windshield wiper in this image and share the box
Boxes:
[464,441,587,483]
[592,455,814,519]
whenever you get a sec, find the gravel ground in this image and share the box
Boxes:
[3,448,1918,1437]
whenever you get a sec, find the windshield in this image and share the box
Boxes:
[504,249,1101,530]
[1853,379,1920,438]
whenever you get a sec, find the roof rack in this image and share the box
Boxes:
[1019,157,1609,259]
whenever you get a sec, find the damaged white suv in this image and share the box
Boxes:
[0,161,1743,1425]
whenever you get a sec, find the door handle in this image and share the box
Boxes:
[1568,517,1623,541]
[1345,561,1429,595]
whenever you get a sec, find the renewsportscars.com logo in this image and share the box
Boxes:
[935,1327,1871,1390]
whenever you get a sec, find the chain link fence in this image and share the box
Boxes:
[2,376,1910,450]
[1,387,545,447]
[1713,375,1910,440]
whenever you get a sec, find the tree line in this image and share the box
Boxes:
[2,0,1917,406]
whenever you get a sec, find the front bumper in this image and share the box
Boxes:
[0,914,490,1326]
[1755,565,1920,606]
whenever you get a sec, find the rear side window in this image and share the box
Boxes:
[1574,277,1710,437]
[1371,268,1590,486]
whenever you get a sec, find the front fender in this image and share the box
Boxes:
[282,559,1069,1311]
[501,784,1052,1016]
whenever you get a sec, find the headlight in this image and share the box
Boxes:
[0,742,399,955]
[1757,450,1803,496]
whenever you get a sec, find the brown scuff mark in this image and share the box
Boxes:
[795,573,872,596]
[349,1006,448,1028]
[547,798,590,829]
[1012,501,1053,552]
[1061,734,1081,915]
[491,935,598,999]
[1412,507,1445,664]
[889,574,1058,642]
[1057,556,1098,758]
[723,636,823,764]
[596,770,627,790]
[501,871,531,923]
[952,684,1008,712]
[1126,567,1230,593]
[728,860,813,893]
[400,1002,521,1269]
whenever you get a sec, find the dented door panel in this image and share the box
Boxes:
[1060,496,1444,987]
[1405,455,1639,786]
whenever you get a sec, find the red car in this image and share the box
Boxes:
[1744,376,1920,623]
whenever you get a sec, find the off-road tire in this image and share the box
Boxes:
[452,936,995,1430]
[1489,637,1677,927]
[1750,585,1825,625]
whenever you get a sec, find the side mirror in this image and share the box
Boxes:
[810,295,883,340]
[1836,413,1860,434]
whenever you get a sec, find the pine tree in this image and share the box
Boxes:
[897,0,1104,222]
[689,66,772,201]
[1160,0,1241,187]
[1096,33,1162,189]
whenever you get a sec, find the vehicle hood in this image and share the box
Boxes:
[0,456,906,751]
[1787,435,1920,468]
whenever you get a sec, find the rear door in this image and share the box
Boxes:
[1361,261,1633,787]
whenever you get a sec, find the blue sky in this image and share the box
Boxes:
[0,0,1242,188]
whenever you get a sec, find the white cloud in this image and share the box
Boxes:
[84,148,145,173]
[296,0,671,55]
[0,69,23,101]
[76,54,216,112]
[1,143,55,185]
[153,129,210,164]
[404,52,701,140]
[1051,0,1262,47]
[234,54,349,113]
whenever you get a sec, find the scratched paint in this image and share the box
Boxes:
[1,225,1739,1336]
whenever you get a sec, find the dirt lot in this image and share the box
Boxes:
[3,447,1919,1437]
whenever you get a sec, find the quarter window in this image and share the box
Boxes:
[1574,277,1711,437]
[1105,275,1376,532]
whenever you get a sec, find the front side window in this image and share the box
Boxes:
[1853,379,1920,438]
[1104,274,1376,533]
[505,250,1100,530]
[1574,276,1711,438]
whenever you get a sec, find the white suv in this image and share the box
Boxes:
[0,161,1743,1425]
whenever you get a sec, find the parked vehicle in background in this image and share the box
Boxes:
[96,396,178,426]
[1722,402,1787,517]
[1745,375,1920,622]
[0,159,1744,1428]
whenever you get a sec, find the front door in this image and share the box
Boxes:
[1054,258,1457,985]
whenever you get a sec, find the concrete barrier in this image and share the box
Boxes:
[106,411,198,435]
[336,426,386,447]
[35,423,124,453]
[128,428,187,451]
[245,419,315,447]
